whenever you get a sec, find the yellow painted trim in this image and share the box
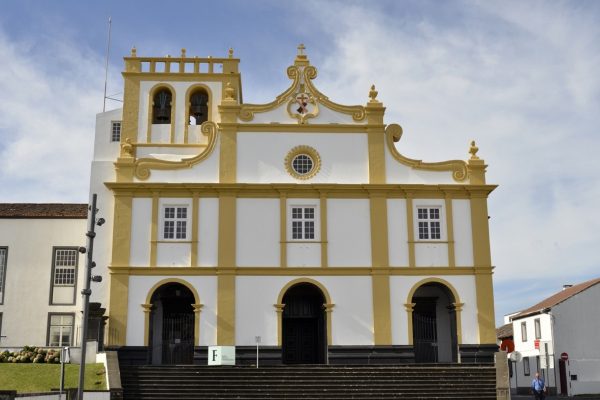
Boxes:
[191,194,199,267]
[217,195,236,344]
[110,265,486,276]
[320,196,328,268]
[106,182,497,199]
[405,277,463,346]
[367,124,386,184]
[385,124,468,182]
[217,273,236,345]
[445,196,456,268]
[150,194,158,267]
[219,127,237,184]
[470,195,496,344]
[121,74,140,146]
[134,121,218,180]
[280,195,287,268]
[107,273,129,346]
[144,277,203,346]
[239,63,366,123]
[369,195,391,344]
[406,197,416,267]
[276,278,334,346]
[404,303,415,345]
[146,83,176,143]
[183,84,213,144]
[225,123,372,133]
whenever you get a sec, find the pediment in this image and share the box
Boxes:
[239,55,367,125]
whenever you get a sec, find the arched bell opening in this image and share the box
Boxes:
[281,283,327,364]
[411,282,459,363]
[148,282,195,365]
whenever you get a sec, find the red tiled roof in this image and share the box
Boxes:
[512,277,600,320]
[496,323,513,339]
[0,203,88,218]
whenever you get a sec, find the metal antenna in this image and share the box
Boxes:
[102,17,112,112]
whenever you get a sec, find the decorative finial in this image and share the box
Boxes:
[228,48,234,58]
[181,48,186,58]
[297,43,306,56]
[469,140,480,160]
[369,84,379,102]
[224,82,236,100]
[120,138,134,158]
[131,46,137,57]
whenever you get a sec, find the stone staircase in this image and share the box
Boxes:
[119,364,497,399]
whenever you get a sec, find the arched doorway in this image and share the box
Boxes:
[411,282,458,363]
[149,282,195,364]
[282,283,327,364]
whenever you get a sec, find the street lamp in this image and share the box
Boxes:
[77,194,104,400]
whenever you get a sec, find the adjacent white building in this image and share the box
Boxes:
[507,278,600,396]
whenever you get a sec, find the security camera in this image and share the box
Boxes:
[91,275,103,283]
[96,218,106,226]
[78,247,87,254]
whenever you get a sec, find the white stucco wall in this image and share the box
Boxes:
[236,199,279,267]
[327,199,371,267]
[235,276,373,346]
[0,218,87,347]
[126,275,218,346]
[389,275,479,345]
[198,197,218,267]
[241,102,362,125]
[387,199,409,267]
[130,198,152,266]
[93,108,122,161]
[452,199,474,267]
[384,144,456,184]
[236,132,369,184]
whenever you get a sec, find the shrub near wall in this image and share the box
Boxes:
[0,346,61,363]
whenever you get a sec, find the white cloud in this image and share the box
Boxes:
[0,26,114,202]
[300,1,600,320]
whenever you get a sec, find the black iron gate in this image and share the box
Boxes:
[160,313,194,364]
[414,313,438,363]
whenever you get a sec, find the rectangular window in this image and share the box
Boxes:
[162,206,188,240]
[524,357,530,376]
[53,249,77,286]
[290,206,316,240]
[0,247,6,304]
[534,318,541,339]
[416,207,442,240]
[111,121,122,142]
[47,314,74,347]
[521,321,528,342]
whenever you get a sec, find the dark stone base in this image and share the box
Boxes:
[459,344,498,363]
[110,344,497,366]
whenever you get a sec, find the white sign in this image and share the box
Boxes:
[208,346,236,366]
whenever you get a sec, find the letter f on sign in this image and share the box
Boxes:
[212,349,218,361]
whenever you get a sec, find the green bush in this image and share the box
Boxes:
[0,346,62,363]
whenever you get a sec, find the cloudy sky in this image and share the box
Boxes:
[1,0,598,325]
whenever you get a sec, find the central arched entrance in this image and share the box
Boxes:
[149,282,195,364]
[282,283,327,364]
[411,282,458,363]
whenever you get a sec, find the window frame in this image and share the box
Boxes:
[288,204,320,242]
[161,205,190,241]
[521,321,528,342]
[49,247,79,305]
[0,247,7,304]
[414,204,445,241]
[46,313,75,347]
[110,120,122,142]
[524,357,531,376]
[534,318,541,340]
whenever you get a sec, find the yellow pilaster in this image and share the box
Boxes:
[445,196,456,268]
[280,195,287,268]
[470,192,496,343]
[365,85,387,184]
[406,196,416,267]
[150,193,158,267]
[370,194,392,345]
[191,194,199,267]
[217,195,236,345]
[320,195,328,268]
[218,83,241,184]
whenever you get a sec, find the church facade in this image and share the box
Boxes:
[88,45,498,365]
